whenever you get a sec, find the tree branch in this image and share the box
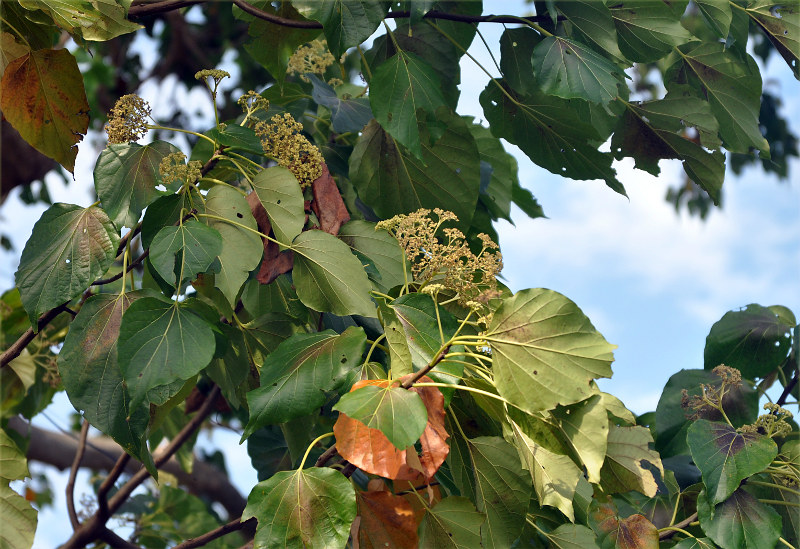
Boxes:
[777,368,798,407]
[66,420,90,530]
[0,304,74,368]
[172,517,255,549]
[658,512,698,541]
[91,249,150,286]
[401,344,451,389]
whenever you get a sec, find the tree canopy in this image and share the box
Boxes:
[0,1,798,548]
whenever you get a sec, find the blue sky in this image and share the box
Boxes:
[1,5,798,547]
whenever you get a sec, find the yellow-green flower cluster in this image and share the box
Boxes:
[105,94,151,144]
[195,69,230,88]
[159,152,202,188]
[287,39,335,82]
[254,113,323,188]
[681,365,742,420]
[377,208,503,305]
[238,90,269,125]
[740,403,794,438]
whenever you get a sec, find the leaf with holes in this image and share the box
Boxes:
[0,49,88,173]
[242,467,356,549]
[369,51,448,159]
[294,0,389,58]
[357,491,418,549]
[486,288,615,414]
[418,497,485,549]
[149,220,222,286]
[15,203,119,326]
[600,425,664,497]
[250,166,305,249]
[118,298,216,409]
[745,0,799,79]
[242,327,367,439]
[687,419,777,505]
[697,487,782,549]
[94,141,181,228]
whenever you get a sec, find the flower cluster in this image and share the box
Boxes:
[287,39,335,82]
[254,113,323,188]
[195,69,230,90]
[238,90,269,125]
[105,94,151,144]
[377,208,503,306]
[680,365,742,420]
[159,152,202,188]
[740,403,794,438]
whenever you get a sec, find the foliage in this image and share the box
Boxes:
[0,1,798,548]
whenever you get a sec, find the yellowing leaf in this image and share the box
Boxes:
[0,49,89,173]
[600,425,664,497]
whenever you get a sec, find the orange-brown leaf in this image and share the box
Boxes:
[311,163,350,235]
[247,192,294,284]
[0,49,89,173]
[395,375,450,480]
[593,504,659,549]
[357,491,418,549]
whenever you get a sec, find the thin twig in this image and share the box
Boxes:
[658,512,698,540]
[67,420,90,530]
[777,368,798,407]
[0,303,73,368]
[172,517,255,549]
[96,453,131,519]
[315,444,339,468]
[401,345,451,389]
[91,249,150,286]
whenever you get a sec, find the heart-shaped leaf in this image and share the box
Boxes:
[294,0,389,58]
[148,220,222,286]
[608,0,692,62]
[600,425,664,497]
[697,487,782,549]
[551,394,608,483]
[418,496,484,549]
[591,504,659,549]
[309,75,373,133]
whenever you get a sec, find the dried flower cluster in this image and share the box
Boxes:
[105,94,151,144]
[680,365,742,420]
[254,113,323,188]
[377,208,502,305]
[287,39,335,82]
[159,152,202,188]
[740,403,794,438]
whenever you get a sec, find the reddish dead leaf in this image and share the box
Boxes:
[395,375,450,480]
[394,472,442,527]
[310,163,350,235]
[357,491,418,549]
[0,49,89,173]
[593,504,659,549]
[246,192,294,284]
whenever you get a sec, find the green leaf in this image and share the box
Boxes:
[0,32,30,75]
[608,0,692,62]
[600,425,664,497]
[687,419,778,505]
[672,538,717,549]
[418,496,485,549]
[499,27,541,96]
[552,394,608,483]
[544,523,601,549]
[532,36,626,105]
[666,42,769,156]
[308,75,373,133]
[250,166,305,249]
[291,229,377,317]
[118,298,216,409]
[704,304,793,379]
[697,487,782,549]
[94,141,180,228]
[140,189,204,249]
[242,327,367,439]
[241,312,302,369]
[0,49,88,173]
[294,0,389,58]
[241,275,308,321]
[242,467,356,549]
[696,0,733,38]
[0,430,36,549]
[206,124,264,155]
[206,324,250,410]
[480,81,624,194]
[333,384,427,449]
[486,288,615,414]
[611,89,725,204]
[149,220,222,286]
[466,117,520,222]
[338,220,407,293]
[369,51,448,159]
[555,0,627,64]
[349,114,480,227]
[15,203,120,326]
[202,186,263,306]
[377,301,413,377]
[58,292,154,474]
[17,0,141,41]
[745,0,799,79]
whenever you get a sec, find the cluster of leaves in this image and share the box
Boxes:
[0,1,798,548]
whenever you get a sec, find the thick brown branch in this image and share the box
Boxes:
[0,304,73,368]
[402,344,451,389]
[777,368,798,407]
[128,0,204,17]
[173,517,255,549]
[67,420,90,530]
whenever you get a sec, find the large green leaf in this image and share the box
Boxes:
[15,203,120,325]
[241,275,308,321]
[349,114,480,227]
[687,419,777,505]
[291,229,377,317]
[377,301,413,377]
[480,81,624,194]
[551,394,608,483]
[600,425,664,497]
[294,0,389,57]
[555,0,627,64]
[704,304,793,379]
[338,220,407,293]
[149,220,222,286]
[0,429,37,549]
[611,90,725,204]
[139,189,204,249]
[250,166,305,249]
[697,488,782,549]
[202,186,263,306]
[118,298,216,409]
[696,0,733,38]
[241,312,302,369]
[745,0,799,79]
[608,0,692,62]
[206,324,250,410]
[308,75,372,133]
[667,42,769,156]
[369,51,448,159]
[17,0,141,41]
[333,383,427,449]
[242,327,367,439]
[0,48,88,173]
[466,117,519,222]
[532,36,626,105]
[486,288,615,414]
[499,27,541,96]
[418,496,485,549]
[242,467,356,549]
[544,523,601,549]
[58,292,154,474]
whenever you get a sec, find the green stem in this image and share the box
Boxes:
[1,17,30,48]
[356,45,373,80]
[759,499,800,508]
[364,334,387,366]
[748,480,800,498]
[224,157,254,184]
[656,526,694,538]
[778,537,797,549]
[414,382,513,406]
[199,177,247,195]
[299,432,334,470]
[196,213,286,247]
[382,19,403,52]
[225,150,265,171]
[147,124,216,145]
